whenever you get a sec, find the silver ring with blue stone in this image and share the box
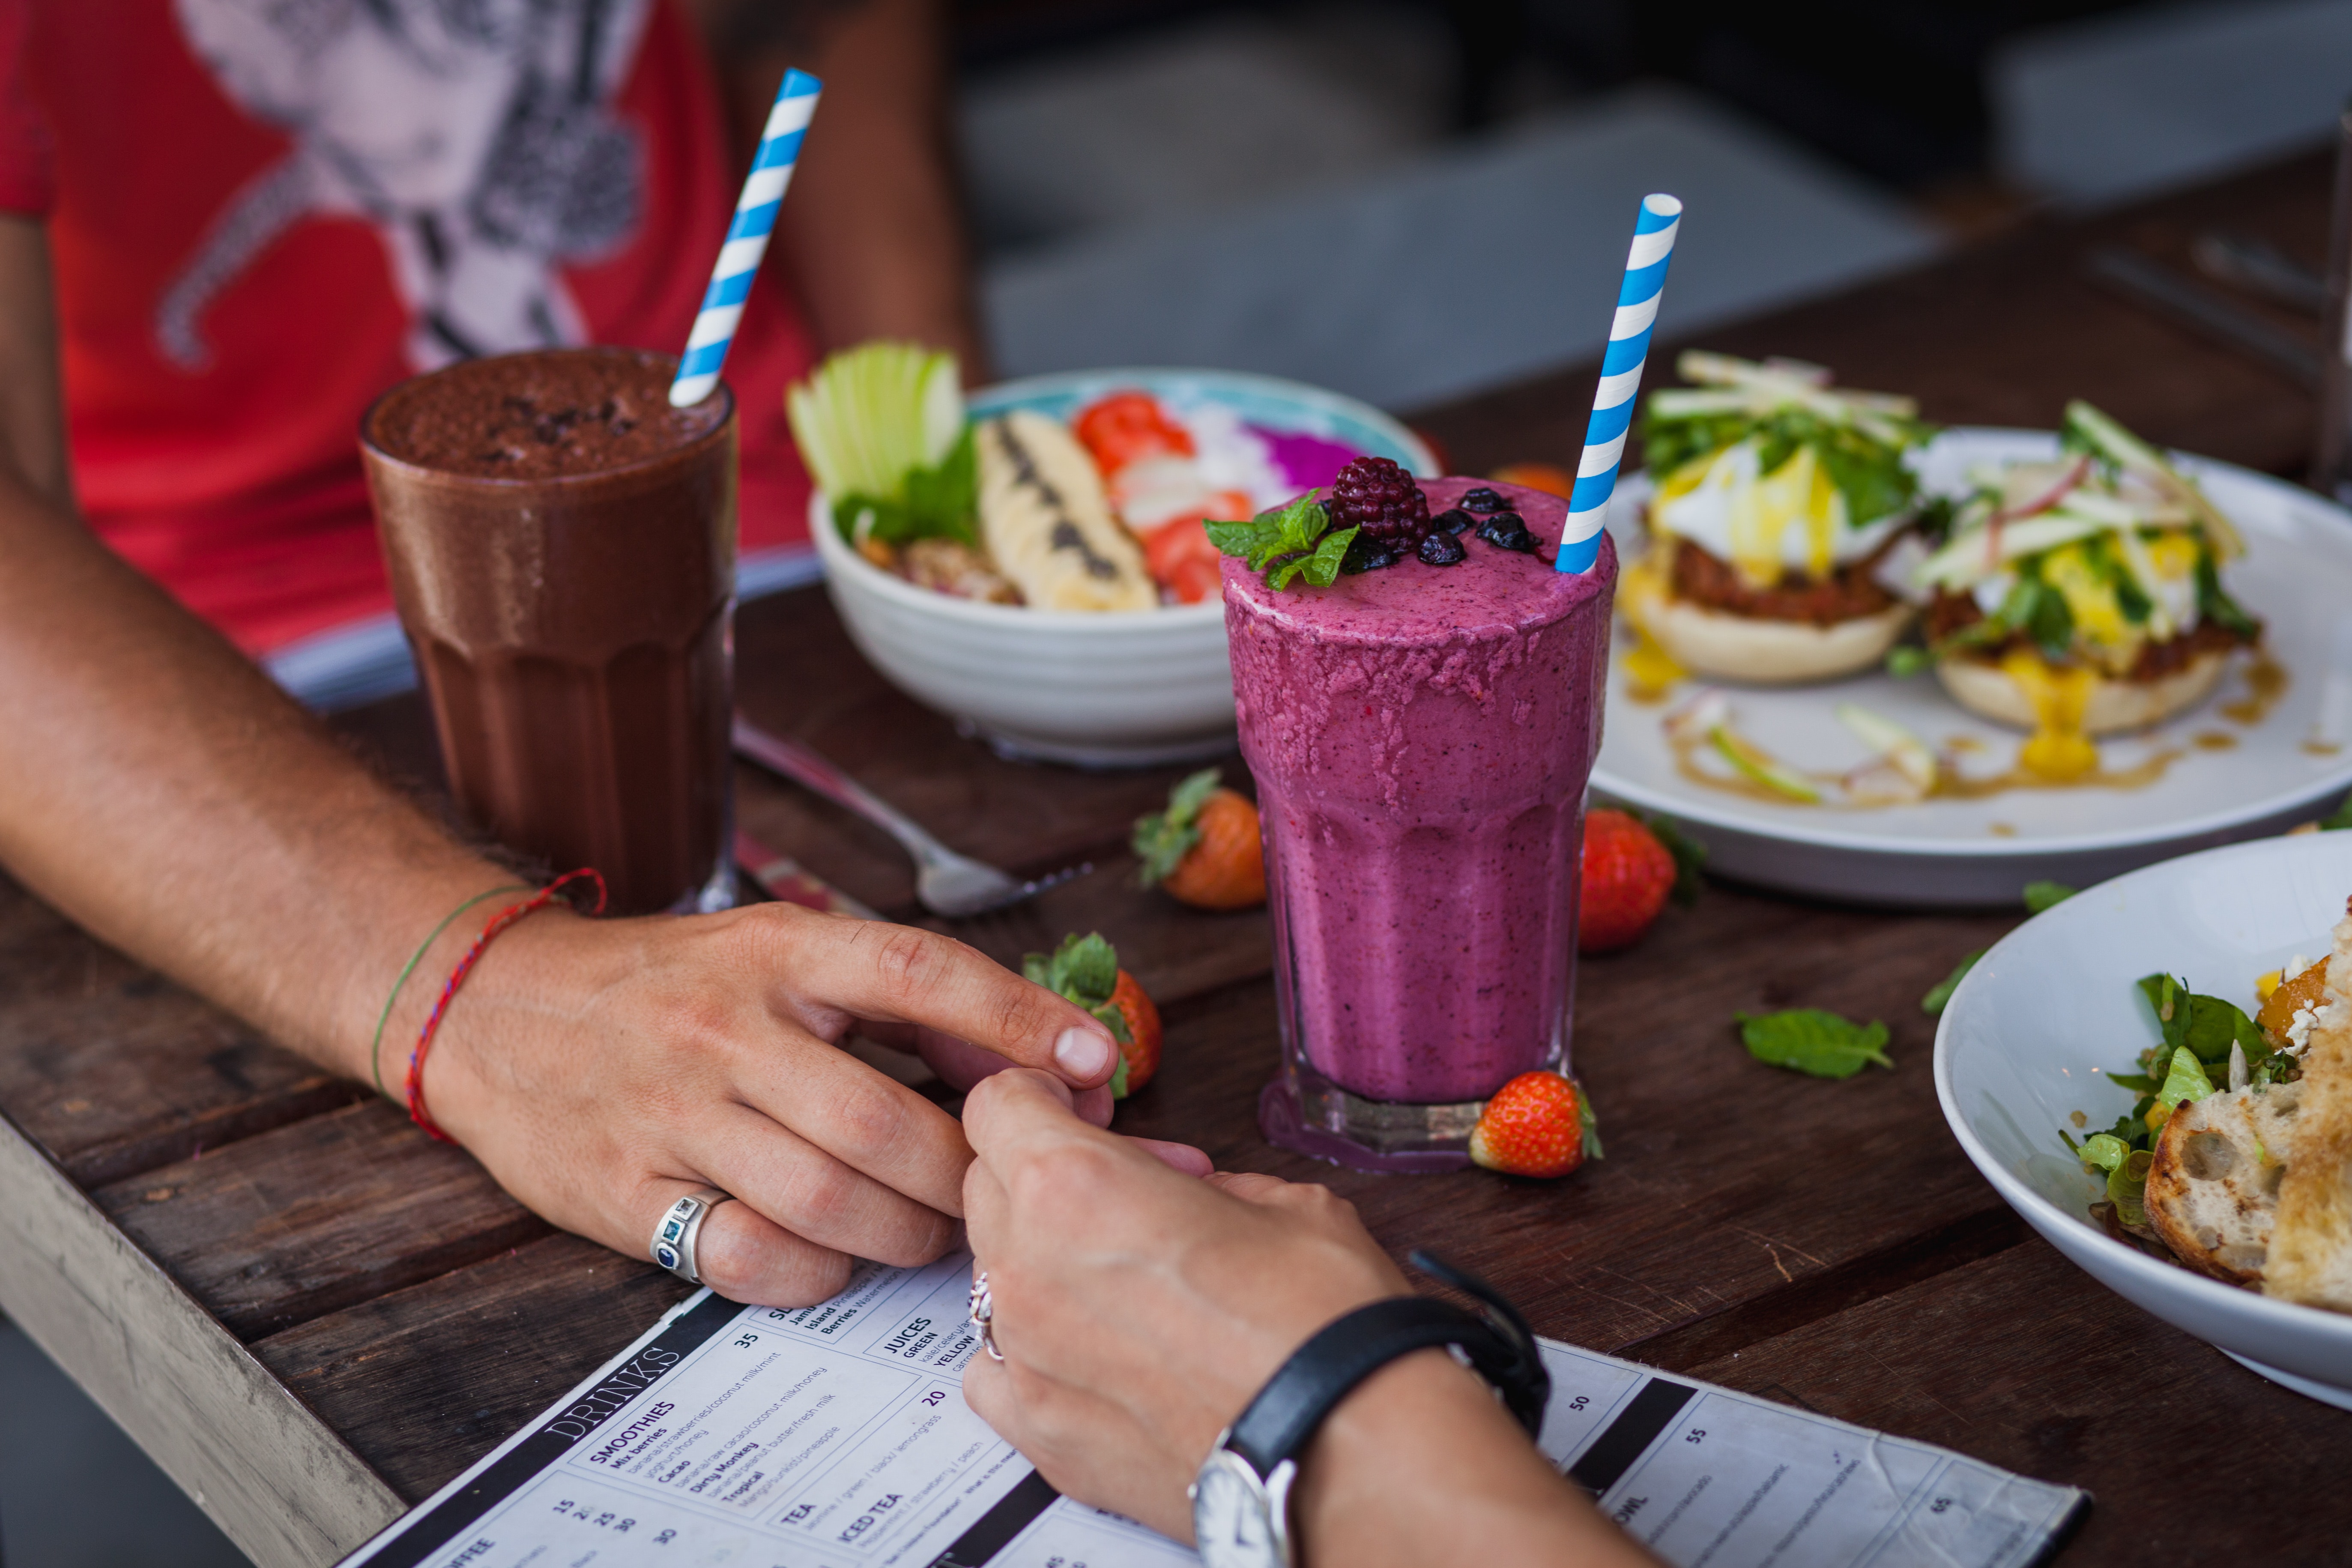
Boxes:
[651,1189,733,1285]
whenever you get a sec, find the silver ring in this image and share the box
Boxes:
[652,1189,733,1285]
[967,1268,1004,1362]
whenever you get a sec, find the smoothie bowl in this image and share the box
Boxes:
[791,348,1435,765]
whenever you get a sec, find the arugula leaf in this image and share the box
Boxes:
[2195,552,2262,641]
[1642,404,1928,528]
[1886,645,1936,678]
[1921,949,1984,1015]
[2319,790,2352,831]
[2135,972,2264,1067]
[1736,1009,1893,1079]
[1023,933,1132,1045]
[2023,881,2076,913]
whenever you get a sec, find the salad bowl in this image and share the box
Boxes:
[1935,830,2352,1407]
[810,367,1436,767]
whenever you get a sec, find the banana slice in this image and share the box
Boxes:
[977,411,1157,612]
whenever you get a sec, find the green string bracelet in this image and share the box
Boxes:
[371,884,527,1098]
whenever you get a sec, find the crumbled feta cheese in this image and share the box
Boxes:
[2286,954,2314,982]
[2289,1002,2321,1053]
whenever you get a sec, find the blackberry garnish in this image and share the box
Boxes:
[1418,531,1467,566]
[1478,511,1538,553]
[1432,507,1475,535]
[1459,487,1506,514]
[1327,457,1431,559]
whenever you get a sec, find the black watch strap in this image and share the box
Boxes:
[1223,1262,1550,1481]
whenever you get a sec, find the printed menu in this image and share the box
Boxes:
[339,1253,2085,1568]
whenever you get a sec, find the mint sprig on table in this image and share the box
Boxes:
[1737,1009,1893,1079]
[1205,491,1359,591]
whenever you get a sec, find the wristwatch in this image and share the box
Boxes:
[1188,1253,1548,1568]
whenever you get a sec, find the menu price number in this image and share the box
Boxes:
[921,1389,948,1408]
[1564,1395,1590,1413]
[1684,1428,1706,1446]
[735,1332,762,1349]
[1043,1557,1090,1567]
[1929,1497,1955,1514]
[837,1493,904,1544]
[547,1500,639,1534]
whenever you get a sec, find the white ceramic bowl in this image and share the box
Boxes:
[810,368,1435,767]
[1935,830,2352,1407]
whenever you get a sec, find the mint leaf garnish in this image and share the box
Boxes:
[1736,1009,1893,1079]
[1207,491,1353,591]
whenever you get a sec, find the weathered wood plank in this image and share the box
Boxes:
[252,1232,691,1506]
[0,874,368,1187]
[0,1107,402,1568]
[1682,1237,2352,1567]
[93,1099,550,1342]
[1112,878,2026,1355]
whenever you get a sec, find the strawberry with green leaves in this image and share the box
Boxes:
[1134,768,1266,911]
[1025,932,1162,1097]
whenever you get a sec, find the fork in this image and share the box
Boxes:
[731,715,1090,918]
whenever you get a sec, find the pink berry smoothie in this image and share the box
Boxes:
[1228,477,1616,1170]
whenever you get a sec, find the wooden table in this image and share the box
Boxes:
[4,149,2347,1568]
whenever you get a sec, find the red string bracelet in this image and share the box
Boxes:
[405,868,607,1143]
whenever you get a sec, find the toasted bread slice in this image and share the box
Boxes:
[2145,1082,2301,1283]
[2264,906,2352,1312]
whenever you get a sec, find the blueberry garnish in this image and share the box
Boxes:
[1432,507,1475,535]
[1478,512,1538,553]
[1417,530,1467,566]
[1340,536,1402,574]
[1459,487,1506,514]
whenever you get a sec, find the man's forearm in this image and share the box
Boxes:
[0,474,511,1090]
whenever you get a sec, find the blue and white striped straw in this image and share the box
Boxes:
[1557,193,1681,573]
[669,69,823,407]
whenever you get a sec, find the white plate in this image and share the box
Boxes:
[1935,832,2352,1406]
[1592,428,2352,906]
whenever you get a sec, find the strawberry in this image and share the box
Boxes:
[1108,969,1162,1097]
[1142,517,1225,605]
[1133,768,1266,910]
[1468,1072,1598,1178]
[1025,932,1162,1098]
[1578,808,1677,953]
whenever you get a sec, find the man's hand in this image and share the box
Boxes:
[418,904,1124,1306]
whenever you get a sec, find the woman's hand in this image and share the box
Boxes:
[957,1068,1408,1538]
[413,902,1125,1307]
[956,1071,1664,1568]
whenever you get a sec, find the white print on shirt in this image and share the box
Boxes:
[161,0,653,373]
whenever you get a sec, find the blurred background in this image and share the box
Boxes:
[7,0,2351,1563]
[954,0,2352,407]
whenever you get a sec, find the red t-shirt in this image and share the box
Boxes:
[1,0,815,654]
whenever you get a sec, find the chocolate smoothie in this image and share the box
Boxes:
[363,348,738,916]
